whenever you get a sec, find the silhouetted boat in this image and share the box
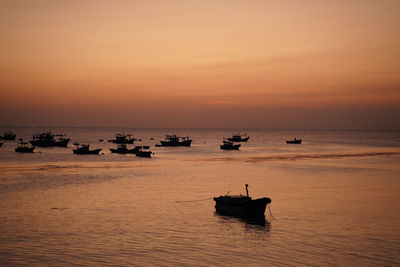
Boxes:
[73,143,102,155]
[214,184,271,220]
[98,139,104,142]
[220,140,241,150]
[134,146,153,158]
[227,133,249,142]
[0,131,16,140]
[156,135,192,147]
[286,138,302,144]
[30,132,70,147]
[15,139,35,153]
[110,144,138,154]
[0,142,3,148]
[108,133,136,144]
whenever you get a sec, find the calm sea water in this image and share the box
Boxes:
[1,127,399,266]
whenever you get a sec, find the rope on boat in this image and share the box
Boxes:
[175,197,213,203]
[174,191,228,203]
[268,204,275,220]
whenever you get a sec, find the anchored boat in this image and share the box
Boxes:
[108,133,136,144]
[227,133,249,142]
[30,132,70,147]
[15,139,35,153]
[156,135,192,147]
[134,145,153,158]
[110,144,139,154]
[73,143,102,155]
[220,140,241,150]
[0,131,16,140]
[286,138,302,144]
[214,184,271,219]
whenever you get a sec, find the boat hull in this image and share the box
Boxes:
[220,144,241,150]
[15,147,35,153]
[214,197,271,219]
[30,139,70,147]
[227,136,249,142]
[109,148,137,154]
[286,140,302,144]
[108,140,135,144]
[73,148,102,155]
[135,151,152,158]
[159,140,192,147]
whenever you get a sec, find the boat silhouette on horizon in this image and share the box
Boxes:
[220,139,241,150]
[156,135,192,147]
[73,143,102,155]
[286,138,302,144]
[108,133,136,144]
[227,133,249,142]
[30,132,70,147]
[15,139,35,153]
[0,131,16,141]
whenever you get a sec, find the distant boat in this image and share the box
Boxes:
[72,143,102,155]
[30,132,70,147]
[110,144,139,154]
[227,133,249,142]
[134,145,153,158]
[0,142,3,148]
[98,139,104,142]
[286,138,302,144]
[108,133,136,144]
[214,184,271,220]
[0,131,16,140]
[15,139,35,153]
[220,140,241,150]
[156,135,192,147]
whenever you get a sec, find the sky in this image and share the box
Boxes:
[0,0,399,129]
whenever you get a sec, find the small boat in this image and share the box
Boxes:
[286,138,302,144]
[108,133,136,144]
[0,142,3,147]
[220,140,241,150]
[227,133,249,142]
[134,146,153,158]
[15,139,35,153]
[98,139,104,142]
[214,184,271,220]
[156,135,192,147]
[0,131,16,140]
[110,144,138,154]
[73,143,102,155]
[30,132,70,147]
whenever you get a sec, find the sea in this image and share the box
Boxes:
[0,127,399,266]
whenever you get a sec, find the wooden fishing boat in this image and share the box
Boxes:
[220,140,241,150]
[227,133,249,142]
[108,133,136,144]
[73,143,102,155]
[157,135,192,147]
[0,131,16,140]
[30,132,70,147]
[134,146,153,158]
[110,144,138,154]
[214,184,271,219]
[286,138,302,144]
[15,139,35,153]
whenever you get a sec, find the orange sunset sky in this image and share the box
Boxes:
[0,0,399,129]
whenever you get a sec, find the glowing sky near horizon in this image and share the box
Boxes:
[0,0,399,129]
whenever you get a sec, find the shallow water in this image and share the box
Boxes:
[1,127,400,266]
